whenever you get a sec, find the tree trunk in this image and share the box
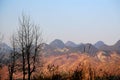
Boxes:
[10,73,13,80]
[9,71,12,80]
[28,64,30,80]
[27,51,31,80]
[9,66,13,80]
[22,53,25,80]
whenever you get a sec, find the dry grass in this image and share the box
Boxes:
[1,52,120,80]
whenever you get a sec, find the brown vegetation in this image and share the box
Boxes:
[1,52,120,80]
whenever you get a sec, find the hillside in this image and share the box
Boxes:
[1,39,120,80]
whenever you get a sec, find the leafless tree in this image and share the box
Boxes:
[16,14,43,80]
[8,34,17,80]
[17,15,26,80]
[0,33,3,80]
[0,33,4,65]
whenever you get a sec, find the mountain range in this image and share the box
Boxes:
[42,39,120,56]
[0,39,120,58]
[1,39,120,79]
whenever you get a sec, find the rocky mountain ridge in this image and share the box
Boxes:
[0,39,120,57]
[42,39,120,56]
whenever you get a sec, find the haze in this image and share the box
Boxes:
[0,0,120,45]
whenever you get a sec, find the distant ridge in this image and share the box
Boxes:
[1,39,120,57]
[99,40,120,53]
[50,39,65,49]
[65,41,77,47]
[76,43,98,55]
[94,41,105,48]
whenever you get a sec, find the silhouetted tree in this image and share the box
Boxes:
[0,33,3,80]
[0,33,4,64]
[16,14,43,80]
[8,35,17,80]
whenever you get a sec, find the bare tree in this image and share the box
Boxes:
[17,14,43,80]
[17,15,26,80]
[8,34,17,80]
[0,33,4,65]
[0,33,3,80]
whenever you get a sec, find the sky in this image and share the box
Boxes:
[0,0,120,45]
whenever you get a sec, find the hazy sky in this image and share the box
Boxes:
[0,0,120,45]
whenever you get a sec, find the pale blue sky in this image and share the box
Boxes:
[0,0,120,45]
